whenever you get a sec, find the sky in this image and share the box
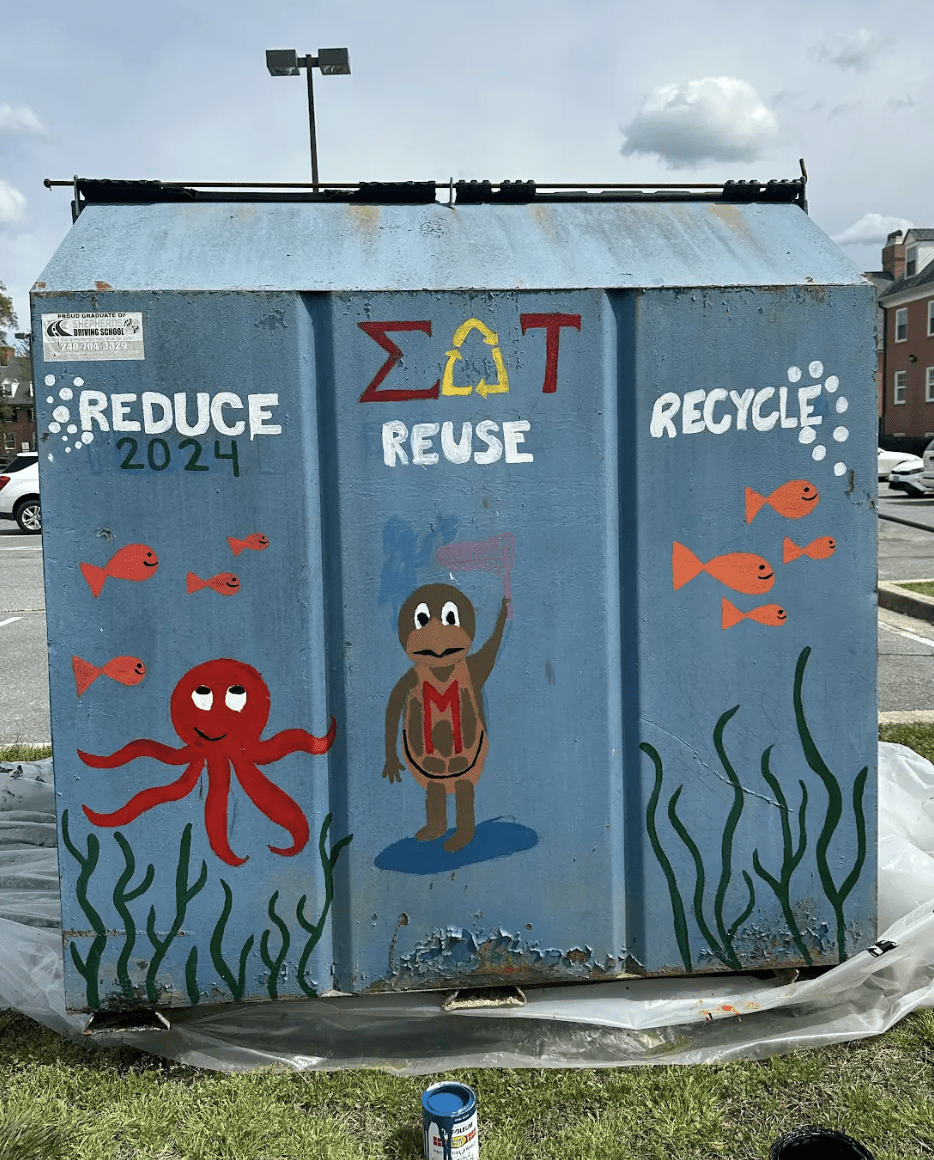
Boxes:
[1,0,931,330]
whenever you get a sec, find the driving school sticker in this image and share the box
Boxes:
[42,312,144,362]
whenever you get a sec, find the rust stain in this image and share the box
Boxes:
[32,281,46,289]
[94,280,114,291]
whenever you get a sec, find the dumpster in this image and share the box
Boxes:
[32,177,878,1012]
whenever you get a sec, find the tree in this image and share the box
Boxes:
[0,280,16,364]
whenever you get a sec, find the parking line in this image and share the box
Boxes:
[879,621,934,649]
[0,617,23,628]
[0,546,42,551]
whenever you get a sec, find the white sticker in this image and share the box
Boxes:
[42,312,144,362]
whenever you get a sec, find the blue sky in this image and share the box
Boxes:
[2,0,931,326]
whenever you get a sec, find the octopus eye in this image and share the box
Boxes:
[441,600,460,627]
[192,685,213,711]
[414,602,430,629]
[225,685,247,712]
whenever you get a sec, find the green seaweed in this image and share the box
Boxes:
[61,809,106,1009]
[752,745,813,965]
[711,706,755,964]
[641,742,692,971]
[296,813,354,996]
[793,646,869,961]
[145,824,207,1004]
[666,787,736,968]
[259,891,290,1000]
[112,832,155,999]
[185,946,200,1005]
[210,880,255,1002]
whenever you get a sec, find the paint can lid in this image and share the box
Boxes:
[421,1082,476,1118]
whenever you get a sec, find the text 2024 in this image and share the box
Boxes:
[116,437,240,477]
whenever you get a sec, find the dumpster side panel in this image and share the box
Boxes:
[628,285,878,974]
[321,289,630,990]
[34,291,347,1010]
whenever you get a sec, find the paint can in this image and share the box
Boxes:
[421,1081,479,1160]
[769,1125,875,1160]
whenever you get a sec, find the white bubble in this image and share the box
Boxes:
[825,375,839,393]
[81,432,93,445]
[787,365,802,383]
[799,427,817,445]
[833,426,849,443]
[73,377,84,387]
[59,387,73,401]
[44,374,55,387]
[808,360,824,378]
[48,422,61,433]
[74,441,83,450]
[65,446,71,453]
[66,424,77,434]
[61,434,68,442]
[46,396,54,404]
[834,461,847,476]
[812,445,827,461]
[52,406,70,423]
[835,397,849,414]
[46,453,53,462]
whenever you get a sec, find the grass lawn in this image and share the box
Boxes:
[894,581,934,599]
[1,740,933,1158]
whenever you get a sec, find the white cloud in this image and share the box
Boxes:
[815,28,891,71]
[0,180,26,226]
[620,77,777,168]
[0,103,46,136]
[831,213,914,247]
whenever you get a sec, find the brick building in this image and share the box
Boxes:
[874,228,934,438]
[0,351,36,462]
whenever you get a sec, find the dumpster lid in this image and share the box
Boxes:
[35,175,863,294]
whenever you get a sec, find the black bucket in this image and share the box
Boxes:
[770,1126,875,1160]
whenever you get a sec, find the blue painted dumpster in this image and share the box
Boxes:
[32,179,878,1011]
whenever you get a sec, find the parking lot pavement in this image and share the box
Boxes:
[878,490,934,535]
[0,526,49,744]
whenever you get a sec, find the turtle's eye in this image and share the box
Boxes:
[225,685,247,712]
[192,685,213,711]
[414,602,430,629]
[441,600,460,627]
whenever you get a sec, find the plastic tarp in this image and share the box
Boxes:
[1,741,932,1074]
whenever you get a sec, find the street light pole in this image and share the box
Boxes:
[266,48,351,192]
[303,56,320,191]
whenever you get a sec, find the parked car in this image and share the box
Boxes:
[0,453,40,533]
[921,439,934,496]
[878,446,924,480]
[888,456,929,497]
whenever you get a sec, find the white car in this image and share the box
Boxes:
[878,446,923,480]
[0,453,40,533]
[888,455,929,497]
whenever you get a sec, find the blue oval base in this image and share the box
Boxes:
[375,817,539,875]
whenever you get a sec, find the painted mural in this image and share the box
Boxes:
[38,282,876,1011]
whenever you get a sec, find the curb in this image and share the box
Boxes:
[878,581,934,624]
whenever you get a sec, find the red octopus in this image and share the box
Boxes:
[79,658,336,867]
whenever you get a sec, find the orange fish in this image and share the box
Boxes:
[746,480,819,523]
[186,571,240,595]
[228,533,269,557]
[673,542,775,595]
[722,599,788,630]
[783,535,836,564]
[72,655,147,696]
[80,544,159,597]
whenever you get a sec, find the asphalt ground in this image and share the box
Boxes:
[2,500,934,741]
[0,523,48,743]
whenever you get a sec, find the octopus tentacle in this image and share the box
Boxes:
[233,760,310,857]
[252,717,337,764]
[204,756,247,868]
[82,758,205,828]
[78,739,193,769]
